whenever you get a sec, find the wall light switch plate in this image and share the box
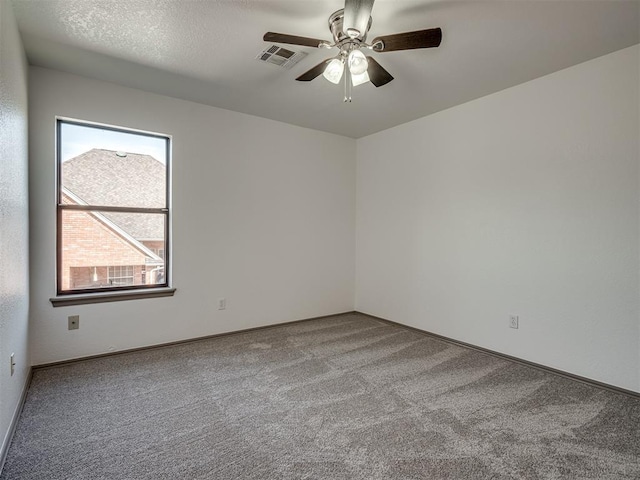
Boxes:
[10,353,15,376]
[218,298,226,310]
[68,315,80,330]
[509,315,519,329]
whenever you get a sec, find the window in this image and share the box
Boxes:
[108,266,135,286]
[56,118,171,297]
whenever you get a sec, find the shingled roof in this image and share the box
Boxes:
[62,149,166,240]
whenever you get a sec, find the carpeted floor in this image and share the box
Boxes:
[2,313,639,479]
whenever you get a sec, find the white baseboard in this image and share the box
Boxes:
[0,367,32,476]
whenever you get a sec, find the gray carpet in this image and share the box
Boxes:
[2,313,639,479]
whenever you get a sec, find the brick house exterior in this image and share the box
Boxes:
[60,149,165,291]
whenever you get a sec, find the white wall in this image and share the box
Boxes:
[29,67,355,365]
[356,45,640,392]
[0,0,30,463]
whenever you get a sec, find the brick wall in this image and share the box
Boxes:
[61,209,149,290]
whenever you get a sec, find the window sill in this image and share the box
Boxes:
[50,287,176,307]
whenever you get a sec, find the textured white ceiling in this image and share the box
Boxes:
[12,0,640,138]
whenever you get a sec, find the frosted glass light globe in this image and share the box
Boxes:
[351,70,370,86]
[348,50,368,76]
[323,58,345,84]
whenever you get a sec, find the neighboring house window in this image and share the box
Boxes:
[56,119,170,295]
[108,266,135,286]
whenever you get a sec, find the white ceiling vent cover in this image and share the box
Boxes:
[256,45,307,69]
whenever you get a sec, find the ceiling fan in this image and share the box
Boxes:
[263,0,442,101]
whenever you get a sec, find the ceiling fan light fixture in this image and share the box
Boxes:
[348,49,368,75]
[323,58,345,84]
[266,0,443,96]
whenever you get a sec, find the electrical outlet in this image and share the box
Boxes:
[509,315,519,329]
[218,298,226,310]
[10,353,15,376]
[68,315,80,330]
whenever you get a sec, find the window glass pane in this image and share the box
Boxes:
[60,122,166,209]
[60,210,166,291]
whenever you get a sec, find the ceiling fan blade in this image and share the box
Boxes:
[366,57,393,87]
[263,32,328,48]
[343,0,375,38]
[372,28,442,52]
[296,59,332,82]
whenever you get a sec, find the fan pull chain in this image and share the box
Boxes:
[343,68,352,103]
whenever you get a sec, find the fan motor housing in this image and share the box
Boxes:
[328,9,372,43]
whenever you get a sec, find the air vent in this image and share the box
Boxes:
[256,45,307,69]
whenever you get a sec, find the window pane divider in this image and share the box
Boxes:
[58,204,168,214]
